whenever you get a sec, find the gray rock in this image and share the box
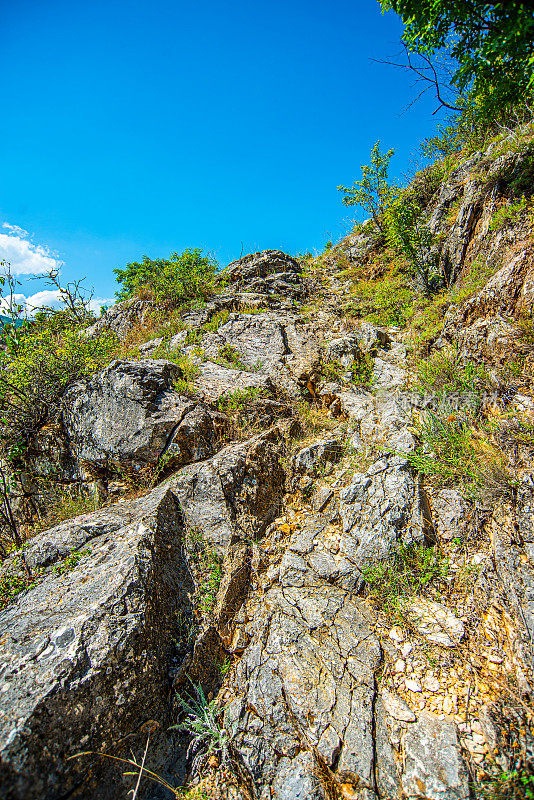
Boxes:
[491,487,534,673]
[375,699,403,799]
[201,312,321,393]
[429,489,470,541]
[230,583,380,794]
[381,689,416,723]
[85,298,155,340]
[222,250,302,291]
[271,752,325,800]
[169,427,286,551]
[352,322,391,354]
[292,438,343,478]
[338,455,424,569]
[403,599,465,648]
[359,396,415,452]
[0,489,192,800]
[194,360,274,402]
[372,358,407,391]
[325,336,361,368]
[2,489,170,574]
[0,428,288,799]
[62,359,223,468]
[402,711,470,799]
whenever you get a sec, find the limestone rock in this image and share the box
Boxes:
[402,712,470,800]
[0,489,192,800]
[200,312,321,393]
[62,359,224,469]
[222,249,304,302]
[169,428,286,551]
[85,298,154,340]
[381,689,416,723]
[404,598,465,647]
[429,489,471,541]
[338,455,424,569]
[194,360,275,402]
[229,583,380,793]
[291,438,343,478]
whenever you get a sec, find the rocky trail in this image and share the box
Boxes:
[2,130,534,799]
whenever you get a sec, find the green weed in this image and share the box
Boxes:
[411,348,488,394]
[172,681,230,770]
[406,402,514,501]
[215,386,264,414]
[0,565,41,609]
[478,765,534,800]
[186,529,223,618]
[53,548,91,576]
[215,345,248,372]
[362,543,449,614]
[489,198,529,232]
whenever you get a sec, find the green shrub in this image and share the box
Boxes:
[0,319,117,456]
[172,354,201,394]
[489,198,529,232]
[203,310,230,332]
[384,188,438,294]
[34,492,102,534]
[114,248,217,308]
[349,352,374,389]
[215,386,263,413]
[172,682,230,775]
[337,141,396,236]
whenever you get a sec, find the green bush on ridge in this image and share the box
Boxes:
[114,248,218,308]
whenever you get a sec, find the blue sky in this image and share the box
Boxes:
[0,0,446,312]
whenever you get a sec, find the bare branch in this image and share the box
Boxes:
[372,45,463,113]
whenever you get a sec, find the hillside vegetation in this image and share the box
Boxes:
[1,2,534,800]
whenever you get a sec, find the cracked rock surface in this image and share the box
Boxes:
[62,359,226,469]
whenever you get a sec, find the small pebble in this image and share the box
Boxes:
[405,679,422,692]
[394,659,406,673]
[388,627,404,643]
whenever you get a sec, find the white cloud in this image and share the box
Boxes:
[24,290,64,314]
[0,290,115,318]
[0,223,63,276]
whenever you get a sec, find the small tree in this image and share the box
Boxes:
[337,142,396,235]
[384,189,438,294]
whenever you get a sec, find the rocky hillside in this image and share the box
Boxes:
[1,125,534,800]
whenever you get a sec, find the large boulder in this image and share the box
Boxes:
[193,360,275,403]
[226,581,382,798]
[222,249,304,301]
[222,455,437,799]
[401,712,470,800]
[0,429,287,800]
[201,312,321,393]
[62,359,226,470]
[0,487,193,800]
